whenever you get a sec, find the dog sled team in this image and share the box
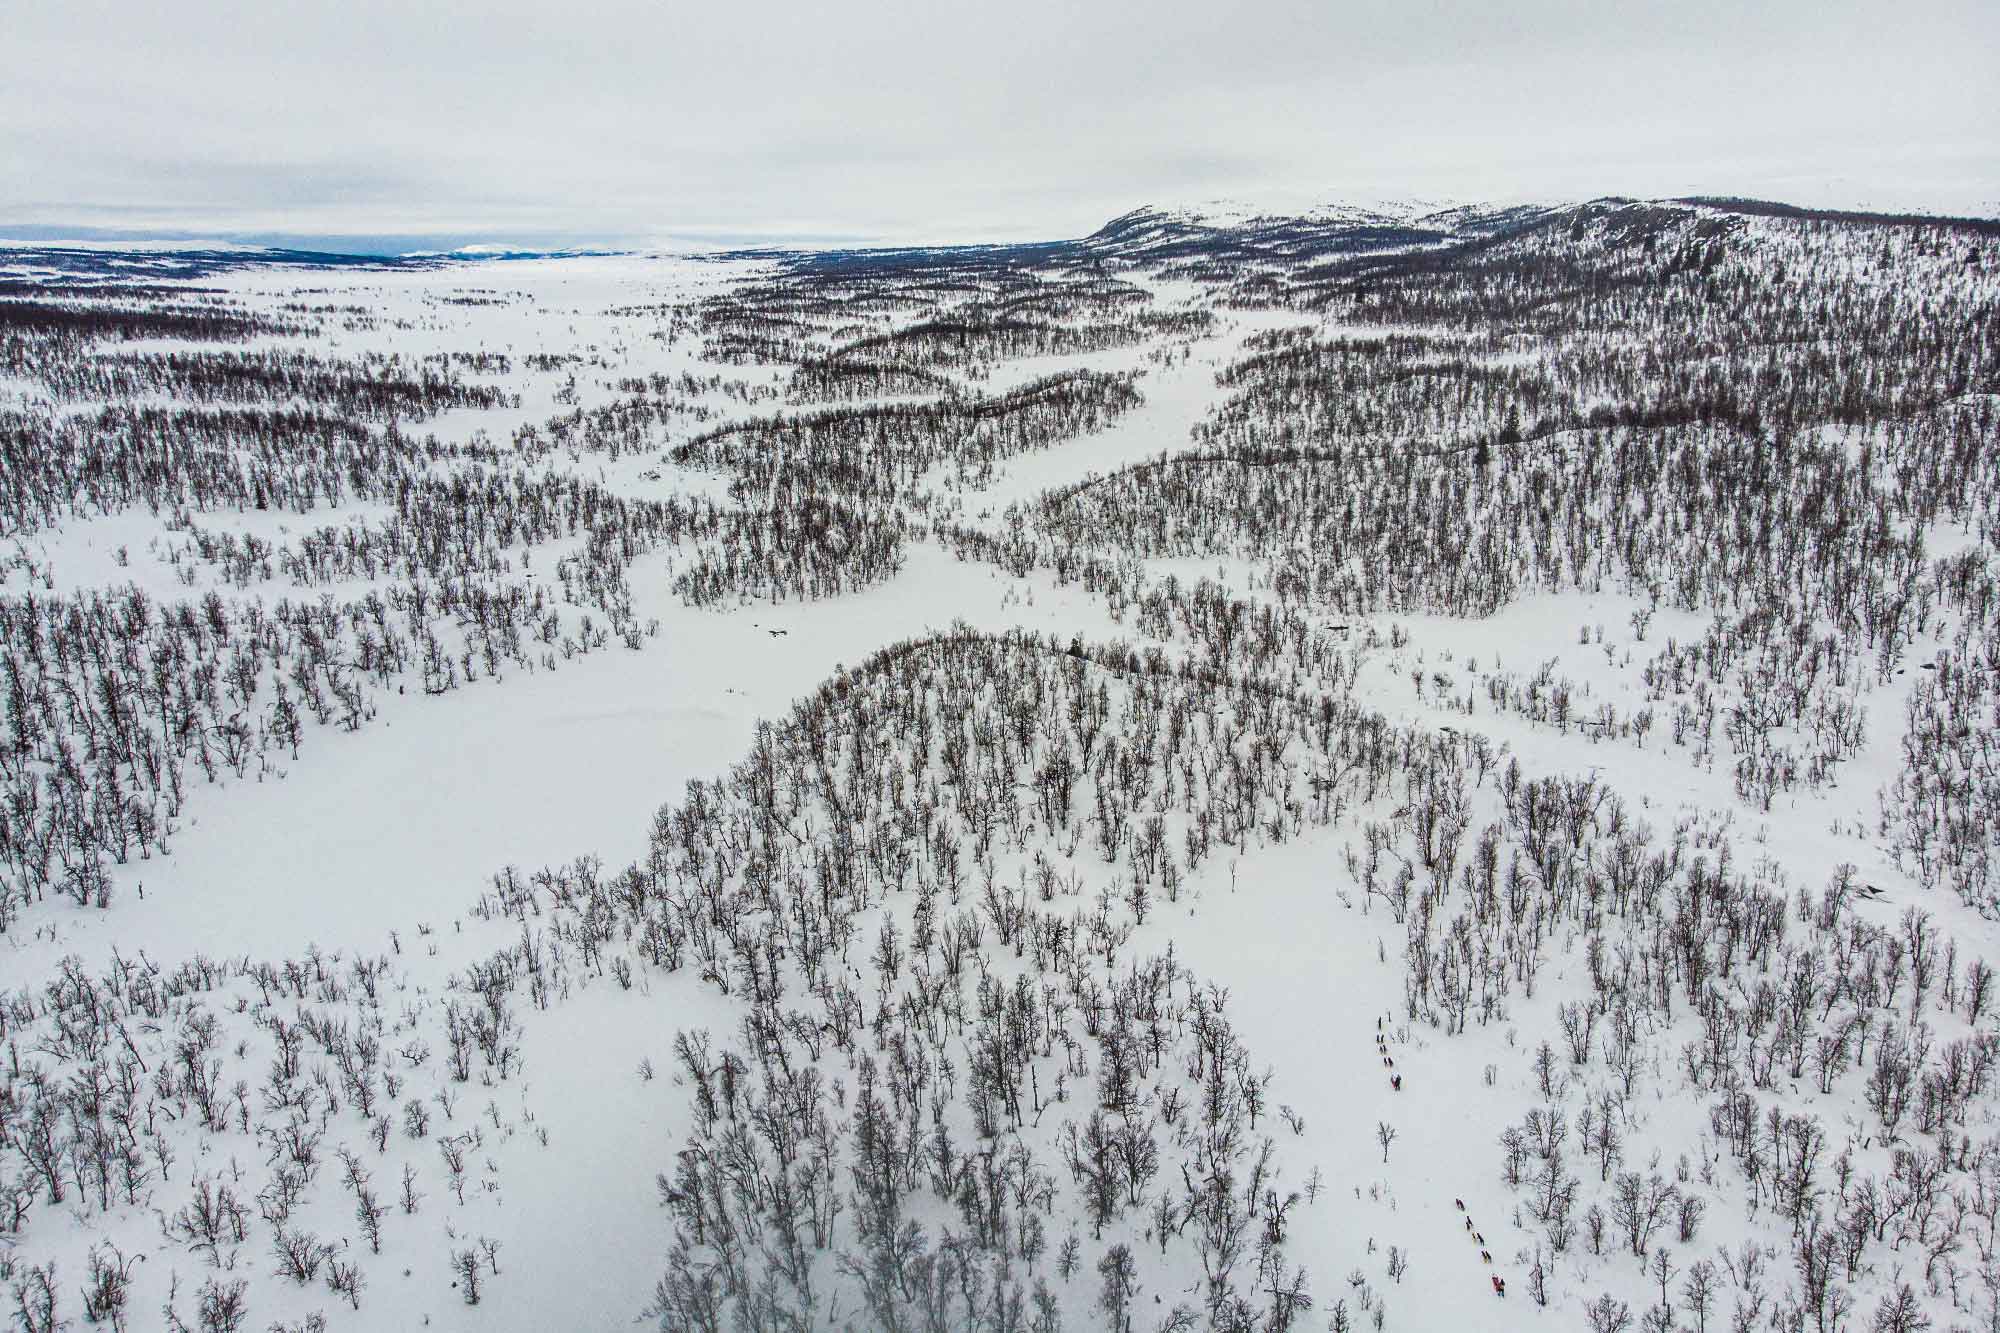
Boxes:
[1380,1018,1503,1296]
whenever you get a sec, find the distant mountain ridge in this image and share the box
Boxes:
[6,194,1997,287]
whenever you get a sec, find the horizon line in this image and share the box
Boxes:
[5,192,2000,260]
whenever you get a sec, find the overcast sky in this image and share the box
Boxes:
[3,0,1994,251]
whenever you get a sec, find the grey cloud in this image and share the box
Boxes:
[2,0,1993,249]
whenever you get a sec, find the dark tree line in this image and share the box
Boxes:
[673,370,1144,506]
[0,294,307,344]
[23,346,511,420]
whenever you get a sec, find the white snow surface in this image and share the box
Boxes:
[2,235,1995,1333]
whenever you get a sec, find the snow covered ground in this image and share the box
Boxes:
[3,203,1997,1333]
